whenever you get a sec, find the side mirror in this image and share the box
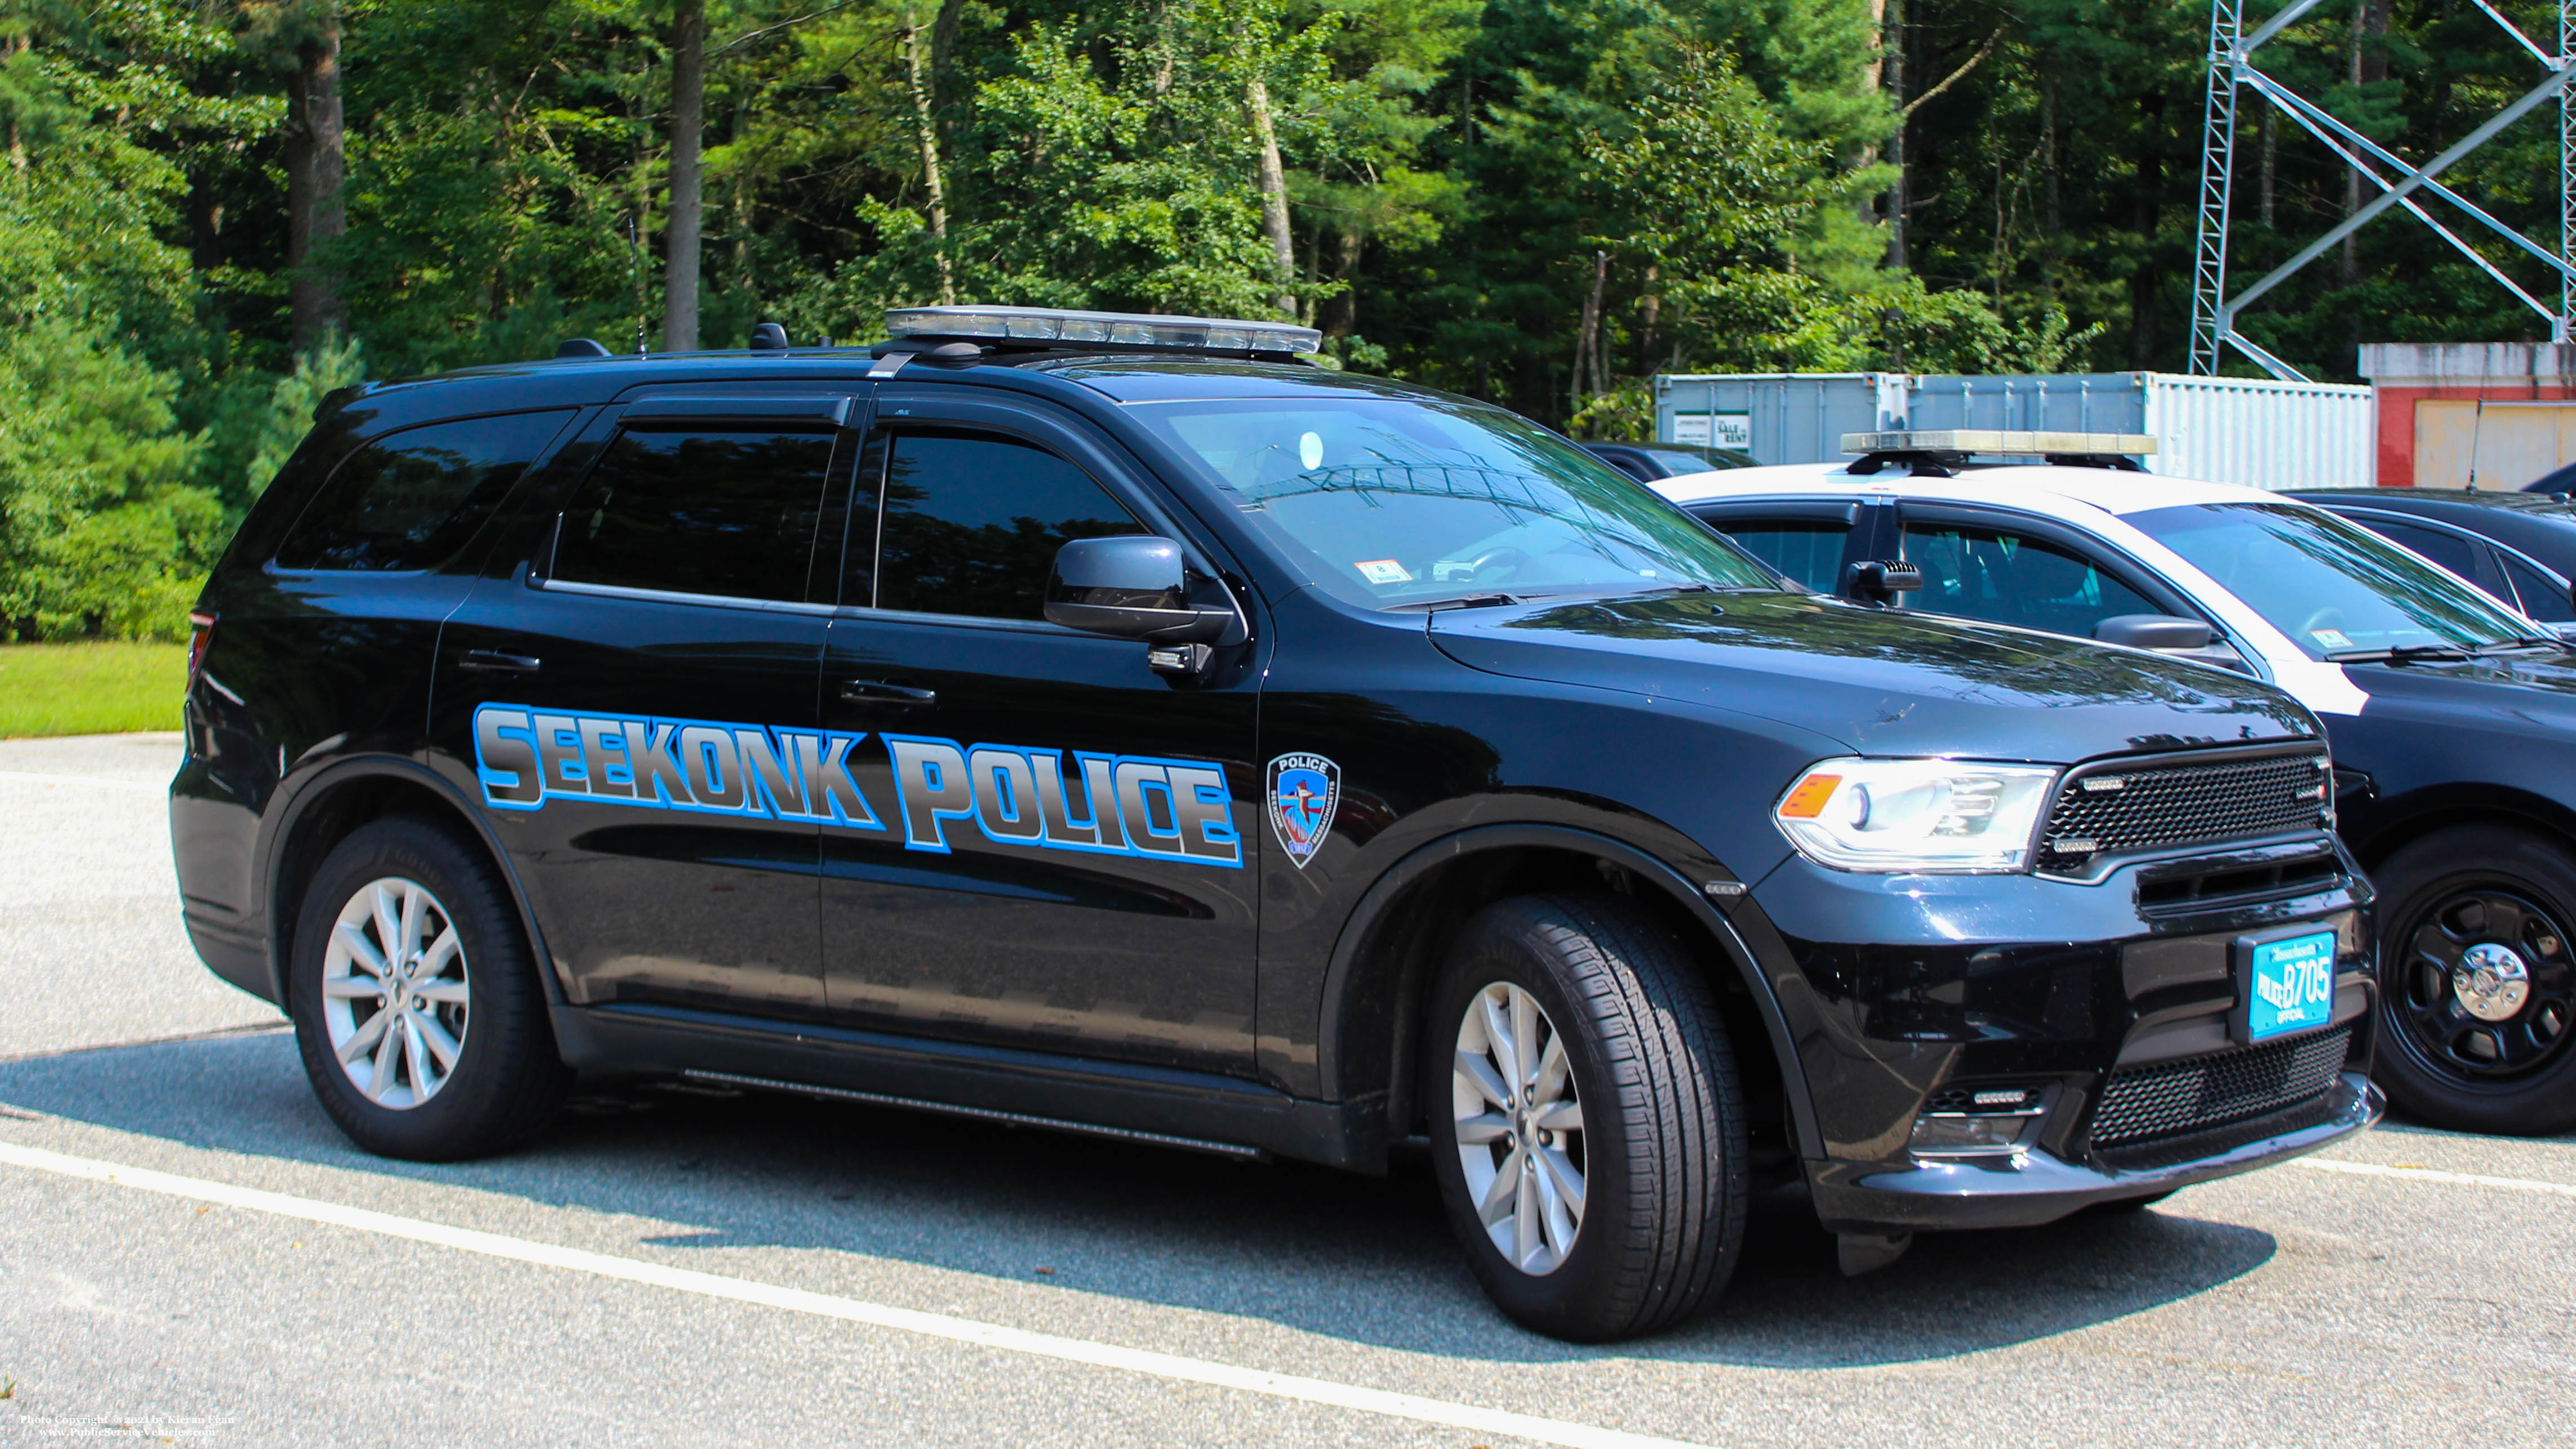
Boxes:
[1848,559,1922,605]
[2093,614,2215,651]
[1045,536,1235,643]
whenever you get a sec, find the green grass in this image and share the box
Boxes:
[0,641,189,738]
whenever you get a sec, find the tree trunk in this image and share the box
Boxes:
[730,93,752,291]
[2129,94,2165,368]
[1318,228,1361,336]
[1248,75,1297,319]
[904,8,954,304]
[1572,250,1607,417]
[1633,263,1660,376]
[2040,70,2060,291]
[1850,0,1888,222]
[286,13,348,352]
[1884,0,1908,269]
[664,0,705,352]
[5,33,25,171]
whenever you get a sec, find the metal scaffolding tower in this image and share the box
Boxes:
[2188,0,2576,380]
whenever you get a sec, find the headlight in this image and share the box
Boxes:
[1774,758,2060,873]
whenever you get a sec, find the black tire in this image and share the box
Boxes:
[288,815,570,1160]
[1420,891,1747,1341]
[2370,824,2576,1137]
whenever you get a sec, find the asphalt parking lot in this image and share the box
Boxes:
[3,734,2572,1447]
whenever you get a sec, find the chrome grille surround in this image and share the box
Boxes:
[2037,745,2331,877]
[2088,1028,2350,1150]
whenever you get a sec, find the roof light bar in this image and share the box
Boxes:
[884,305,1321,356]
[1841,430,2158,457]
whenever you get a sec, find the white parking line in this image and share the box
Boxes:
[0,1140,1703,1449]
[0,770,165,792]
[2298,1157,2576,1198]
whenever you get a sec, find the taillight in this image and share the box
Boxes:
[187,612,216,692]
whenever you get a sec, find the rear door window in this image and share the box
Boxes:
[864,430,1147,620]
[2369,520,2499,594]
[276,411,572,570]
[553,427,837,603]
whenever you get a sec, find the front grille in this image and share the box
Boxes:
[2089,1028,2350,1149]
[2040,748,2330,873]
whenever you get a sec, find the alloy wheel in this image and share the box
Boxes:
[1450,982,1587,1275]
[2394,886,2575,1080]
[321,876,472,1109]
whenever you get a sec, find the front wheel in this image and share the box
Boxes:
[2370,825,2576,1137]
[288,816,570,1160]
[1422,892,1748,1341]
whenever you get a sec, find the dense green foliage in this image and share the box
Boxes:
[0,0,2561,638]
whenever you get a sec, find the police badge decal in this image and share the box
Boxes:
[1265,753,1340,869]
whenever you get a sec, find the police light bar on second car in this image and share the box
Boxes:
[1840,430,2157,457]
[884,305,1322,355]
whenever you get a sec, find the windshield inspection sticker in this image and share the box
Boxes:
[1354,558,1414,585]
[2311,628,2353,649]
[1267,753,1342,869]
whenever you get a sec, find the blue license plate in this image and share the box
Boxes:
[2247,932,2338,1041]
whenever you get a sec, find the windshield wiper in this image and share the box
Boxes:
[2471,633,2571,656]
[2324,643,2472,664]
[1396,592,1524,612]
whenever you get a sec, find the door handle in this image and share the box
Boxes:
[461,650,543,673]
[838,679,935,708]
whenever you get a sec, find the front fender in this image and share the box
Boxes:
[1307,820,1824,1164]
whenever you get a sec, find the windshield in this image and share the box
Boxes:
[2128,501,2538,657]
[1125,397,1781,608]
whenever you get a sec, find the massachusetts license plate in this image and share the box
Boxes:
[2246,931,2338,1041]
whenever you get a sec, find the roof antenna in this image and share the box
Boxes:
[750,322,789,352]
[2467,396,2486,491]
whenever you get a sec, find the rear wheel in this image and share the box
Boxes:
[2371,825,2576,1137]
[1422,892,1747,1341]
[288,816,569,1160]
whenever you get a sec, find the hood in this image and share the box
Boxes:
[2344,649,2576,726]
[1428,592,2319,763]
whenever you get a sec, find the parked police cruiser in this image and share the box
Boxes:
[172,308,2379,1341]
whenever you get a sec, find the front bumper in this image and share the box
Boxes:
[1807,1070,2383,1234]
[1729,832,2375,1232]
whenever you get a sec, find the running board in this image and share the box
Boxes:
[678,1068,1267,1161]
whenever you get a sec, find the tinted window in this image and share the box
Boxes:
[276,411,570,570]
[1902,520,2159,638]
[870,432,1146,619]
[553,428,834,603]
[1705,517,1846,593]
[2370,521,2488,585]
[2501,552,2576,623]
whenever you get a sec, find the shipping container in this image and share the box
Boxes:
[1651,374,1909,465]
[1655,371,2374,490]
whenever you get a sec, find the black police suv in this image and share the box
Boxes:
[174,306,2377,1341]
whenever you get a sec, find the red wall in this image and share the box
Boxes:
[2374,382,2576,487]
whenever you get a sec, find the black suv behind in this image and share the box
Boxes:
[174,308,2378,1340]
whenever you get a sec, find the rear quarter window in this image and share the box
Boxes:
[276,411,574,571]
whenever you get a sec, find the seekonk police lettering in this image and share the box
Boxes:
[471,705,1241,869]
